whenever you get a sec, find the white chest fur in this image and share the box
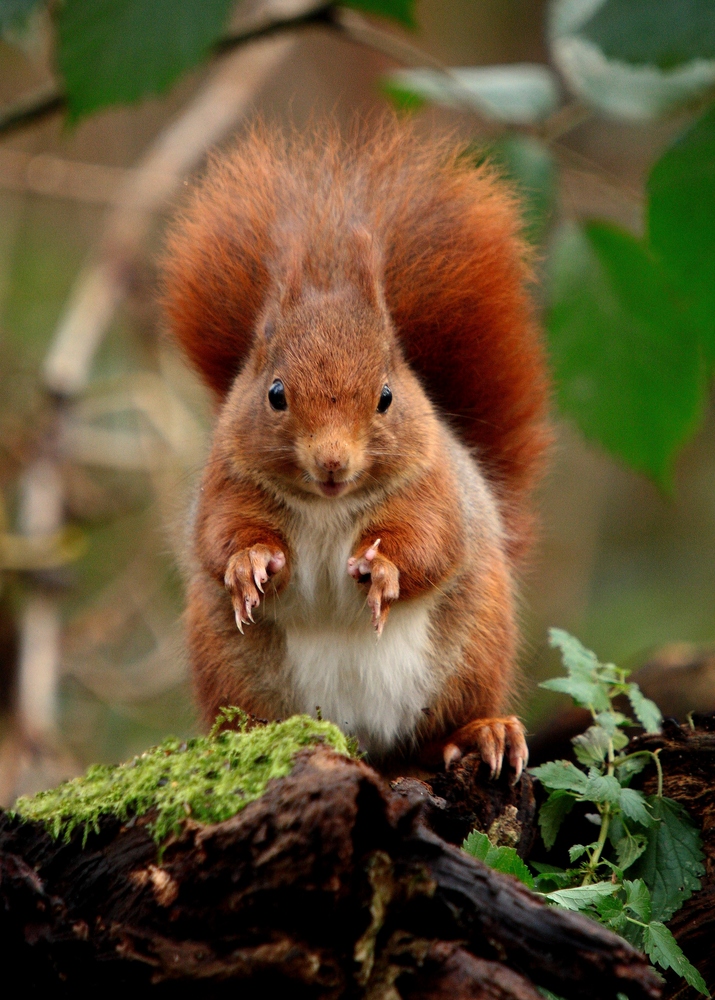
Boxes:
[274,499,436,756]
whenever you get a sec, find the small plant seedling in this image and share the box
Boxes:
[462,629,708,996]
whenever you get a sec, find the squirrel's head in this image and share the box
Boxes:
[219,235,437,500]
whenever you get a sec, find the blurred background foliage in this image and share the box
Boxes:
[0,0,714,800]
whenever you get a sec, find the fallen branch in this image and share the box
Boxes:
[0,747,660,998]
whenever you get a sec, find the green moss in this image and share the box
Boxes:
[14,711,351,846]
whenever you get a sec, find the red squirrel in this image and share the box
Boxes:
[160,118,551,778]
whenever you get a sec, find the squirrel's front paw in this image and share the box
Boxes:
[442,715,528,783]
[347,539,399,636]
[224,545,285,632]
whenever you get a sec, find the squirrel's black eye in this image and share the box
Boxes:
[377,385,392,413]
[268,379,287,411]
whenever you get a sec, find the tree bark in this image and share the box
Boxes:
[0,747,659,999]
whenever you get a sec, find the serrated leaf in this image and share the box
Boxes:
[531,760,589,795]
[486,847,535,888]
[615,833,648,871]
[626,684,663,733]
[57,0,236,119]
[643,921,708,995]
[544,629,611,710]
[580,0,715,69]
[618,788,653,826]
[624,878,652,922]
[381,64,559,123]
[547,221,704,488]
[545,881,619,911]
[569,842,599,862]
[649,103,715,368]
[630,796,705,921]
[611,729,629,751]
[583,771,622,804]
[462,829,490,860]
[548,627,599,677]
[462,830,534,887]
[540,675,610,710]
[597,892,628,932]
[595,710,629,735]
[597,893,624,920]
[615,754,650,781]
[344,0,415,28]
[572,725,611,766]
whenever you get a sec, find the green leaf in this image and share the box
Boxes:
[618,787,653,826]
[485,134,557,245]
[643,921,708,995]
[381,64,559,123]
[57,0,236,119]
[547,221,704,488]
[531,862,575,890]
[550,1,715,121]
[572,725,611,766]
[487,848,535,889]
[596,892,628,932]
[462,830,534,888]
[462,829,491,861]
[0,0,42,33]
[568,842,599,863]
[615,754,650,781]
[379,78,427,112]
[343,0,415,28]
[595,710,629,735]
[626,684,663,733]
[649,103,715,368]
[543,629,610,711]
[630,796,705,921]
[530,760,589,795]
[624,878,652,922]
[580,0,715,69]
[545,881,619,911]
[583,771,622,804]
[615,832,648,871]
[611,728,629,751]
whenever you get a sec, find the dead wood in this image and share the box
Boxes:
[628,716,715,999]
[0,747,659,999]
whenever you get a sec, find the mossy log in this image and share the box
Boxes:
[0,746,660,999]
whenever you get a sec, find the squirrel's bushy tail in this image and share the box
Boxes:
[160,117,551,562]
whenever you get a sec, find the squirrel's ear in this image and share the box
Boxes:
[278,249,304,310]
[349,226,384,311]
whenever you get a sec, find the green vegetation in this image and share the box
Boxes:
[463,630,707,995]
[14,710,352,845]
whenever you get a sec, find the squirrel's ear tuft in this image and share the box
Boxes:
[278,250,304,310]
[348,226,384,311]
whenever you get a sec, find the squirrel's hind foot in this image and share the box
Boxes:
[441,715,528,783]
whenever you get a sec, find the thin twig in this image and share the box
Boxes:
[43,34,297,397]
[0,81,64,135]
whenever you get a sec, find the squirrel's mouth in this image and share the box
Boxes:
[317,479,348,498]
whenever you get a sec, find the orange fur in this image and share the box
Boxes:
[160,117,551,774]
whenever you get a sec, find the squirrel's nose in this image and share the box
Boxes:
[314,442,350,475]
[316,453,347,474]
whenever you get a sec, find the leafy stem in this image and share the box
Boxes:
[522,629,707,994]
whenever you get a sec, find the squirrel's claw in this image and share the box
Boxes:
[349,541,398,636]
[225,545,286,633]
[439,716,528,782]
